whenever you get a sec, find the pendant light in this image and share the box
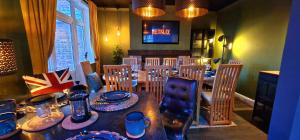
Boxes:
[132,0,166,18]
[175,0,209,18]
[116,8,121,37]
[103,8,108,42]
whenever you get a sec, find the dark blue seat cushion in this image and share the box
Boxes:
[160,77,198,140]
[86,72,103,92]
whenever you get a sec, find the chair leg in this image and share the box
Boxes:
[196,93,201,124]
[184,134,189,140]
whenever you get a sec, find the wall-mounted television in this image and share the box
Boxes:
[142,20,180,44]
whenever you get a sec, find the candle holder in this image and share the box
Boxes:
[30,95,54,118]
[69,85,91,123]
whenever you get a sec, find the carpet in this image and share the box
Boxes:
[190,115,237,129]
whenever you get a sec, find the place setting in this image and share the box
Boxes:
[90,90,139,112]
[66,111,151,140]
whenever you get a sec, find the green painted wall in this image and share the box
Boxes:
[192,12,217,30]
[130,6,191,50]
[0,0,32,101]
[214,0,292,98]
[98,8,130,66]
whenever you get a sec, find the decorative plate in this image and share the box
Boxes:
[100,91,130,102]
[91,93,139,112]
[66,130,128,140]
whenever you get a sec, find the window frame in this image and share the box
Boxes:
[49,0,94,72]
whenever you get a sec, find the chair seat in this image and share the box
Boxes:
[202,91,231,105]
[202,91,213,105]
[161,111,186,132]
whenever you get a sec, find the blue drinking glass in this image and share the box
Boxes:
[0,112,16,136]
[0,99,16,113]
[125,111,150,138]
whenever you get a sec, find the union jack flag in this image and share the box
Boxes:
[23,69,74,96]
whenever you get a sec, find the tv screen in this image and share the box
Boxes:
[142,20,179,44]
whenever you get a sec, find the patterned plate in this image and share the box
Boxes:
[91,93,139,112]
[100,91,130,102]
[66,130,127,140]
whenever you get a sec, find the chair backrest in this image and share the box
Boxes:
[145,65,171,103]
[103,65,133,94]
[163,58,177,69]
[211,64,243,120]
[185,58,199,65]
[81,61,93,76]
[145,57,160,66]
[129,55,142,64]
[123,57,137,65]
[129,56,142,70]
[228,59,241,64]
[160,77,198,119]
[179,65,205,94]
[123,57,138,72]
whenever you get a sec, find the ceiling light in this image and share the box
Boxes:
[175,0,209,18]
[132,0,166,18]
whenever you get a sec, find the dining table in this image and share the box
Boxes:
[136,70,215,90]
[8,92,167,140]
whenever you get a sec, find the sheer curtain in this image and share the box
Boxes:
[20,0,57,74]
[89,0,101,75]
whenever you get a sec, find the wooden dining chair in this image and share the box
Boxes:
[145,65,171,103]
[129,55,142,70]
[185,58,199,65]
[179,65,206,124]
[123,57,139,72]
[163,58,177,70]
[178,56,189,64]
[81,61,93,76]
[228,59,242,64]
[103,65,133,94]
[201,64,243,125]
[145,57,160,66]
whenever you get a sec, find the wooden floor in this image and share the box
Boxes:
[188,98,267,140]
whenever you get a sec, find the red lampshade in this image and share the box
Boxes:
[175,0,209,18]
[132,0,166,18]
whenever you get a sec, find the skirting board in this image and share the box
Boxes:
[235,92,255,107]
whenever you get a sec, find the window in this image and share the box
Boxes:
[49,0,95,72]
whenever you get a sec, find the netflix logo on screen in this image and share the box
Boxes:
[142,20,179,44]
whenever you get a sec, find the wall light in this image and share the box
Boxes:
[218,35,233,63]
[227,43,233,50]
[209,38,214,44]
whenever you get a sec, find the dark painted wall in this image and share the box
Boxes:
[192,12,217,30]
[214,0,292,98]
[0,0,32,101]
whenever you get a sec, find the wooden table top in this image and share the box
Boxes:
[260,70,280,76]
[9,93,167,140]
